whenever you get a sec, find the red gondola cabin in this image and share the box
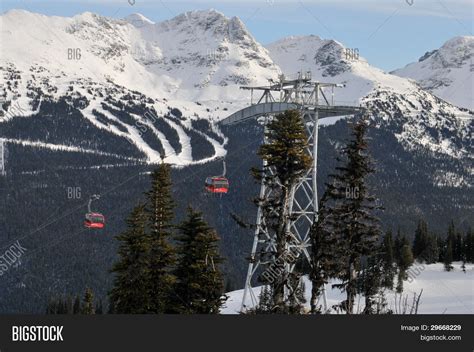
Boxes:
[84,212,105,229]
[205,177,229,193]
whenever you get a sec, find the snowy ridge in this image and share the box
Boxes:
[0,9,472,166]
[266,35,473,159]
[392,36,473,110]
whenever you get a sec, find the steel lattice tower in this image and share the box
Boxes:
[221,72,363,312]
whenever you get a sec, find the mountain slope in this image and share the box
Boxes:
[126,9,279,103]
[266,35,473,160]
[392,36,474,110]
[1,10,247,165]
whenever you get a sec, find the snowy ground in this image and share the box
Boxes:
[221,262,474,314]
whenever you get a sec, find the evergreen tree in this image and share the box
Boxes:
[173,208,226,314]
[396,240,414,293]
[317,119,381,314]
[252,110,312,312]
[413,219,429,260]
[444,240,454,272]
[65,295,73,314]
[145,163,176,313]
[95,300,103,314]
[422,234,439,264]
[81,288,95,315]
[446,221,456,250]
[46,294,85,314]
[109,204,152,313]
[380,230,395,289]
[253,286,274,314]
[443,221,457,271]
[454,232,463,262]
[46,298,58,314]
[309,193,339,313]
[359,252,383,314]
[437,236,445,263]
[73,295,81,314]
[394,229,402,264]
[464,228,474,263]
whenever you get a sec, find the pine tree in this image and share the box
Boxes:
[73,295,81,314]
[413,219,429,260]
[317,119,381,314]
[437,236,445,263]
[254,286,274,314]
[47,295,82,314]
[454,232,463,262]
[394,229,402,264]
[464,228,474,263]
[65,295,73,314]
[359,252,383,314]
[309,193,339,313]
[252,110,312,312]
[46,298,58,314]
[109,204,152,313]
[442,221,457,271]
[145,163,176,313]
[95,300,103,314]
[396,240,414,293]
[82,288,95,315]
[422,234,439,264]
[173,208,226,314]
[444,240,454,272]
[380,230,395,289]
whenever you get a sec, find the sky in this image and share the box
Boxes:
[1,0,473,71]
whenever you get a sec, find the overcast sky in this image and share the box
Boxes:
[2,0,473,71]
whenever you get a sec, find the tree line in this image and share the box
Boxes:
[411,219,473,271]
[46,287,102,314]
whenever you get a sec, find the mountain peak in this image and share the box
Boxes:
[392,35,473,110]
[442,35,474,48]
[124,13,155,27]
[156,9,256,48]
[167,9,228,28]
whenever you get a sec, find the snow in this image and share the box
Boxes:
[266,35,413,104]
[393,36,474,110]
[0,9,471,163]
[266,35,472,159]
[221,262,474,314]
[124,13,155,27]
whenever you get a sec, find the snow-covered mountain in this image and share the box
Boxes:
[392,36,474,110]
[1,9,279,116]
[0,9,472,165]
[0,9,280,165]
[125,9,279,101]
[266,35,472,160]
